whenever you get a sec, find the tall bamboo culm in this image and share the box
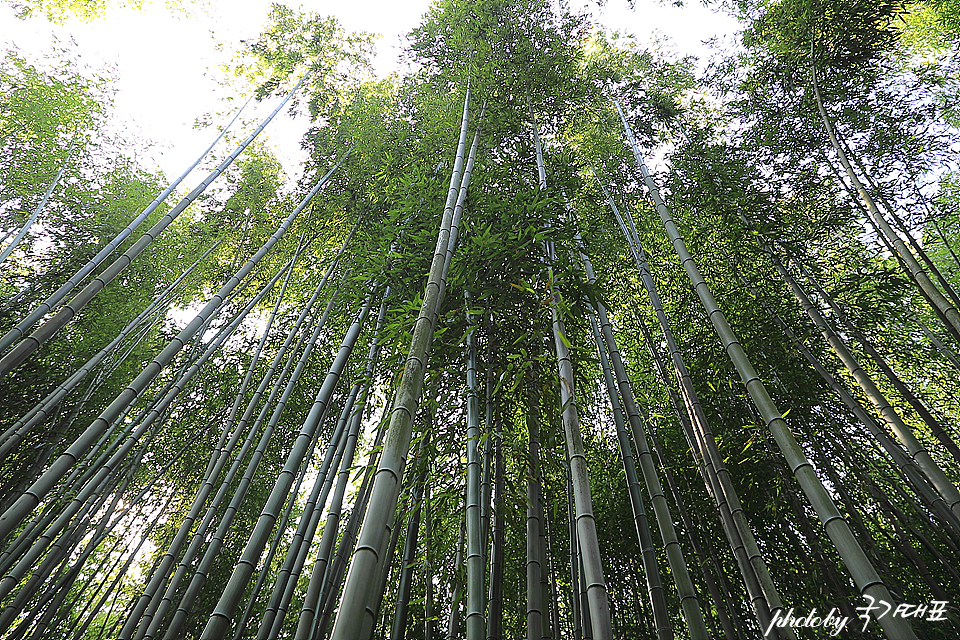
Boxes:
[530,115,610,640]
[329,81,476,640]
[616,98,918,640]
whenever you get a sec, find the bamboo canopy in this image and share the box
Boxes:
[1,1,959,639]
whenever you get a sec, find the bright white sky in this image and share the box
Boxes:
[0,0,740,182]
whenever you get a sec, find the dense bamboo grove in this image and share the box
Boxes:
[1,0,960,638]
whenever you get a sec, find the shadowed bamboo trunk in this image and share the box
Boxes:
[391,451,429,640]
[465,293,486,640]
[525,375,545,640]
[487,431,504,640]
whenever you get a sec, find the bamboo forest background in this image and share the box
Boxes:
[1,0,959,638]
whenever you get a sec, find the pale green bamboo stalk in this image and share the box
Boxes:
[314,423,386,639]
[280,301,388,640]
[767,249,960,519]
[627,299,758,640]
[366,485,407,640]
[550,302,612,640]
[465,293,486,640]
[571,208,705,637]
[440,101,485,302]
[130,267,346,640]
[292,295,389,640]
[531,112,605,639]
[616,98,918,640]
[480,363,493,575]
[200,294,374,640]
[424,482,434,640]
[0,139,73,266]
[809,56,960,338]
[0,96,253,360]
[644,406,744,640]
[329,82,474,640]
[0,151,348,545]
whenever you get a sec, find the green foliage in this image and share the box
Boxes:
[5,0,114,22]
[0,49,107,253]
[3,1,960,638]
[229,2,375,120]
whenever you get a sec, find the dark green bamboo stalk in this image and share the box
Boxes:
[486,433,504,640]
[465,293,486,640]
[390,454,429,640]
[425,481,434,640]
[525,376,545,640]
[585,311,672,640]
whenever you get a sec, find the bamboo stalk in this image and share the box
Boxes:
[616,98,918,640]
